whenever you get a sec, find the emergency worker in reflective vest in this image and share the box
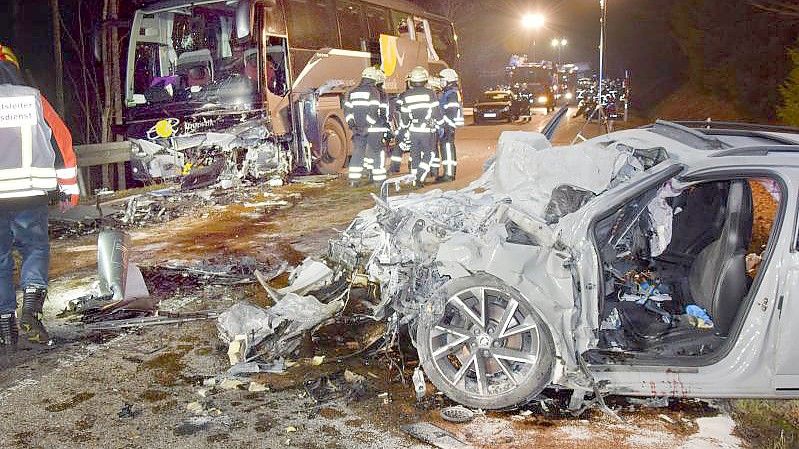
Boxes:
[344,66,390,186]
[0,44,79,348]
[395,67,443,186]
[437,69,464,182]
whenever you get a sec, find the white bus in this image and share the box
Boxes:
[122,0,459,175]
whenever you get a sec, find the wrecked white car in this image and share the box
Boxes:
[323,120,799,411]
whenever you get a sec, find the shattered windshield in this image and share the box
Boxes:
[128,4,260,109]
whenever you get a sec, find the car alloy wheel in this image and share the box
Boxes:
[416,275,554,409]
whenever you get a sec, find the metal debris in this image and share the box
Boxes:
[440,406,476,424]
[400,422,474,449]
[83,311,220,330]
[303,370,370,404]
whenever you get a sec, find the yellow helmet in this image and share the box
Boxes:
[0,44,20,69]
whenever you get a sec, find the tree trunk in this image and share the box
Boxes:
[50,0,66,115]
[110,0,123,134]
[101,0,111,142]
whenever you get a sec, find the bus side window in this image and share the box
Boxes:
[365,6,391,39]
[285,0,338,49]
[336,1,367,50]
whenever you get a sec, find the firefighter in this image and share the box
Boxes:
[388,73,412,174]
[438,69,464,182]
[396,67,443,186]
[343,66,390,187]
[0,44,80,348]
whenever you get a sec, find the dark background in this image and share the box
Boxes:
[1,0,797,143]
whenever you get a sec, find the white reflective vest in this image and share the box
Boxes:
[0,85,58,196]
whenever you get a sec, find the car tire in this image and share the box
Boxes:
[316,117,349,175]
[416,273,555,410]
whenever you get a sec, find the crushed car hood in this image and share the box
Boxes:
[327,130,669,377]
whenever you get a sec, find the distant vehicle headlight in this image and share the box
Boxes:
[565,92,574,100]
[537,96,548,104]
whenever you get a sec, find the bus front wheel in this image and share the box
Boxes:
[317,118,349,175]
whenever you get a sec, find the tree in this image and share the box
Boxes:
[778,46,799,125]
[750,1,799,18]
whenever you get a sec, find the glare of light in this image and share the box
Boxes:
[551,38,560,47]
[561,39,568,46]
[537,95,548,104]
[565,92,574,100]
[522,13,546,30]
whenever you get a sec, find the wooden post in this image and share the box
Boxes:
[116,162,126,190]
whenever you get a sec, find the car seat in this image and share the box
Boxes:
[688,180,753,335]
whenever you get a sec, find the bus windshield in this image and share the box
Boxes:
[127,3,260,110]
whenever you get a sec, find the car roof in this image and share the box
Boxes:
[598,120,799,169]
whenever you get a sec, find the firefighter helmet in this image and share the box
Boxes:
[440,68,459,83]
[409,66,429,84]
[0,43,20,69]
[362,66,385,83]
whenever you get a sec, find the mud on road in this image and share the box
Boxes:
[0,113,743,449]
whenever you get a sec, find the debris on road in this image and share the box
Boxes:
[304,370,371,404]
[412,367,427,401]
[117,402,136,419]
[440,406,476,423]
[401,422,474,449]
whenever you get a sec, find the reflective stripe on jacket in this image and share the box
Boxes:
[344,80,390,134]
[397,86,443,134]
[440,84,464,130]
[0,85,58,196]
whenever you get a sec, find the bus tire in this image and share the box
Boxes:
[317,117,349,175]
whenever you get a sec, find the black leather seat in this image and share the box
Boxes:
[688,181,753,334]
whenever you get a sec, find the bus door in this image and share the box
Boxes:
[263,35,291,135]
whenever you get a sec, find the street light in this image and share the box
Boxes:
[522,13,546,30]
[521,13,546,62]
[551,37,568,67]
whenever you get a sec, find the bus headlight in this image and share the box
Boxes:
[537,96,548,104]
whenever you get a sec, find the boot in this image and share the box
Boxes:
[19,286,52,345]
[0,313,18,349]
[438,175,454,183]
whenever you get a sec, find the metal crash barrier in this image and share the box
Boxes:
[74,141,132,195]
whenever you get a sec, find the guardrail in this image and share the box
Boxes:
[540,106,570,141]
[74,141,132,195]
